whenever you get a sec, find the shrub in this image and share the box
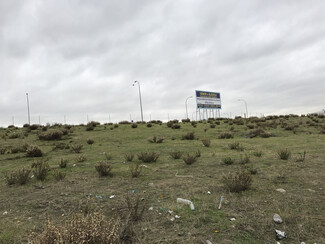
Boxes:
[124,152,135,162]
[0,148,6,154]
[131,124,137,128]
[125,194,146,222]
[8,132,21,139]
[16,168,31,185]
[182,132,195,140]
[130,163,142,178]
[223,157,234,165]
[201,138,211,147]
[210,124,216,128]
[223,170,252,192]
[59,158,68,168]
[103,152,112,160]
[26,145,43,157]
[170,151,182,159]
[71,144,83,153]
[248,128,271,138]
[228,142,241,150]
[137,152,160,163]
[28,210,120,244]
[171,124,181,129]
[148,136,164,143]
[239,154,250,164]
[246,124,255,129]
[38,130,63,140]
[183,153,197,165]
[146,123,152,127]
[30,124,39,130]
[32,161,50,181]
[195,149,201,158]
[277,148,291,160]
[86,138,94,145]
[253,151,263,157]
[53,170,66,181]
[95,162,112,177]
[218,132,233,139]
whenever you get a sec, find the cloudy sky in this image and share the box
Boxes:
[1,0,324,126]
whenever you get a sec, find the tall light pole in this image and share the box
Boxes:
[26,93,30,125]
[238,99,248,118]
[185,96,193,120]
[133,80,144,122]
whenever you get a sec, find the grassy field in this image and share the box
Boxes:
[0,115,324,243]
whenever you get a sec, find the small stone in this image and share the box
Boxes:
[276,188,286,193]
[3,211,8,215]
[307,189,315,193]
[207,191,211,194]
[170,217,175,221]
[148,207,153,211]
[109,195,115,199]
[230,218,236,221]
[273,213,283,224]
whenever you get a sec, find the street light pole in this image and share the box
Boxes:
[238,99,248,118]
[133,81,144,122]
[185,96,193,120]
[26,93,30,125]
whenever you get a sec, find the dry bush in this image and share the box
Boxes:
[239,154,251,164]
[8,132,21,139]
[253,151,263,157]
[17,168,31,185]
[296,150,306,162]
[71,144,83,153]
[182,132,195,140]
[26,145,43,157]
[228,142,243,151]
[4,171,17,185]
[223,170,252,192]
[201,138,211,147]
[32,161,50,181]
[183,153,197,165]
[131,124,137,128]
[103,152,112,160]
[129,163,142,178]
[0,148,6,154]
[28,210,120,244]
[195,149,201,158]
[248,128,272,138]
[170,151,183,159]
[277,148,291,160]
[137,151,160,163]
[124,152,135,162]
[38,130,63,140]
[171,124,181,129]
[125,194,146,222]
[75,155,87,162]
[95,162,112,177]
[218,132,233,139]
[53,170,66,181]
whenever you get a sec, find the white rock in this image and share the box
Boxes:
[207,191,211,194]
[273,213,283,224]
[3,211,8,215]
[276,188,286,193]
[230,218,236,221]
[148,207,153,211]
[175,215,180,219]
[109,195,115,199]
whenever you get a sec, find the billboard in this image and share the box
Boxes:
[195,90,221,109]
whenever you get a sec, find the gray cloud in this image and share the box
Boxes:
[1,0,324,125]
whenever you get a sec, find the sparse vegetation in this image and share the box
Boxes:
[277,148,291,160]
[32,161,50,181]
[201,138,211,147]
[218,132,233,139]
[183,153,197,165]
[137,151,160,163]
[170,151,183,159]
[130,163,142,178]
[71,144,83,153]
[95,162,112,177]
[223,170,252,192]
[124,152,135,162]
[223,157,234,165]
[26,145,43,157]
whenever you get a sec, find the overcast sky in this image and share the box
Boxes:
[1,0,324,126]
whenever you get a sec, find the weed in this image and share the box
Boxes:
[201,138,211,147]
[296,150,307,162]
[130,163,142,178]
[148,136,164,143]
[137,151,160,163]
[183,153,197,165]
[4,171,17,185]
[103,152,112,160]
[95,162,112,177]
[182,132,195,140]
[86,138,94,145]
[170,151,183,159]
[75,155,86,162]
[239,154,251,164]
[253,151,263,157]
[277,148,291,160]
[59,158,68,168]
[124,152,135,162]
[26,145,43,157]
[28,210,120,243]
[71,144,83,153]
[32,161,50,181]
[223,157,234,165]
[223,170,252,192]
[195,149,201,158]
[53,170,66,181]
[218,132,233,139]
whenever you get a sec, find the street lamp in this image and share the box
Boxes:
[238,99,248,118]
[133,81,144,122]
[26,93,30,125]
[185,96,193,119]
